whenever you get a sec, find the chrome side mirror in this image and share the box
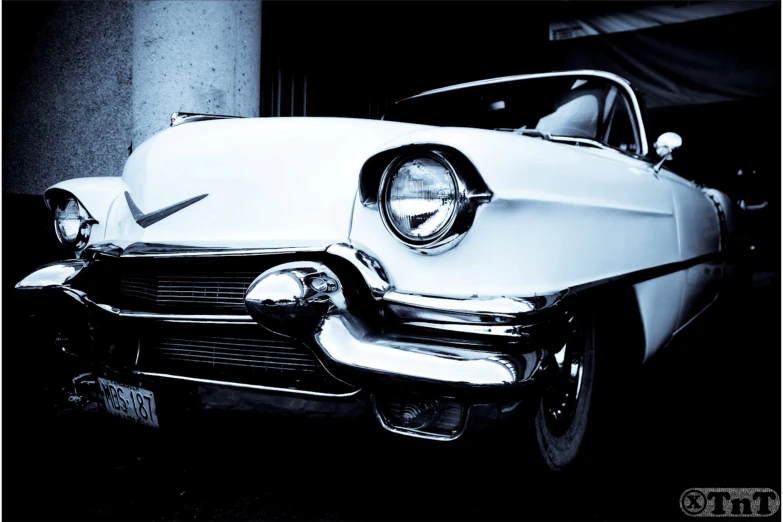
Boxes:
[652,132,682,172]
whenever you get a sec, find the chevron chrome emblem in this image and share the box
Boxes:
[124,192,208,228]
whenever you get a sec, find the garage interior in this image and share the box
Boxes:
[2,1,781,520]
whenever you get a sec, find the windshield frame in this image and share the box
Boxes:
[386,70,650,159]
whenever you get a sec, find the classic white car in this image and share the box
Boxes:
[17,70,739,471]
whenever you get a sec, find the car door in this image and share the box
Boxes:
[656,168,722,332]
[602,89,720,351]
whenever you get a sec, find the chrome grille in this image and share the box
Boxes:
[87,252,317,314]
[119,272,259,311]
[150,335,320,373]
[137,324,353,394]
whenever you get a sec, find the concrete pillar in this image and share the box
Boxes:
[131,0,261,148]
[2,1,134,195]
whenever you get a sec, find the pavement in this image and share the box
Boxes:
[2,271,780,521]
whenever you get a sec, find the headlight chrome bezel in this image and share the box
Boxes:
[378,151,462,248]
[51,194,96,251]
[377,149,491,255]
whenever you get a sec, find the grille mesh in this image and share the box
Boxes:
[150,334,320,373]
[84,250,368,316]
[137,324,353,394]
[119,272,258,311]
[85,254,299,314]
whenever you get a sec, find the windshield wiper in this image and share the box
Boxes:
[495,128,553,140]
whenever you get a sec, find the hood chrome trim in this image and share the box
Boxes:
[85,242,328,258]
[124,192,208,228]
[170,112,243,127]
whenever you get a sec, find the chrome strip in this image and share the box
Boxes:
[134,371,362,398]
[85,298,255,323]
[144,319,258,325]
[403,321,530,338]
[115,245,327,258]
[549,136,613,151]
[399,70,649,157]
[383,291,538,316]
[468,191,493,201]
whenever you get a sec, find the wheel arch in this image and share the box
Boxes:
[584,282,647,368]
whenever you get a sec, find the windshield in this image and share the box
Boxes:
[385,75,642,155]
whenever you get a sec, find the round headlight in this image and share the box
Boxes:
[54,197,92,249]
[380,155,458,245]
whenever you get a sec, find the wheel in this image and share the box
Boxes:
[533,311,598,471]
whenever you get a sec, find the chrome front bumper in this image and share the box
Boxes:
[243,259,536,390]
[17,241,575,438]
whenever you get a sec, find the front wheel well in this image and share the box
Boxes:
[583,285,647,369]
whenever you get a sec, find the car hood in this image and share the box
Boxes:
[106,117,428,247]
[104,116,665,249]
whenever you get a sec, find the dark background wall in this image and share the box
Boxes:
[259,1,551,119]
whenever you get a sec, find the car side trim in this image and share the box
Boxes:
[571,251,724,295]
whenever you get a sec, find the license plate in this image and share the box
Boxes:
[97,377,159,428]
